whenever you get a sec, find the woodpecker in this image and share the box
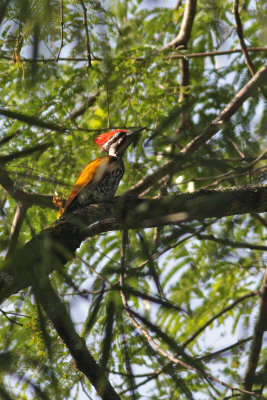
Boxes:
[56,128,141,218]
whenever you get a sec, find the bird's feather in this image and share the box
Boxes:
[58,155,115,216]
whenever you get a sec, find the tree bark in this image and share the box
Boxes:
[0,184,266,305]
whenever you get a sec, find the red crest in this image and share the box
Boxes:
[95,129,130,148]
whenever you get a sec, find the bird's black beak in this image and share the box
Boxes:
[129,127,146,148]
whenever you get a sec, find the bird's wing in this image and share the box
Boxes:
[62,155,112,214]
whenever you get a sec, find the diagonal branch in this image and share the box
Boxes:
[183,292,257,348]
[210,63,267,125]
[233,0,256,76]
[125,63,267,196]
[199,336,252,361]
[233,0,267,100]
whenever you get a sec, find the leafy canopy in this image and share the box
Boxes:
[0,0,266,399]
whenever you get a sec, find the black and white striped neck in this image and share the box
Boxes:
[103,130,132,158]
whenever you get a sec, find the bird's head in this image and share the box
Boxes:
[95,128,144,157]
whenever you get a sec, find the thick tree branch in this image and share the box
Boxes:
[32,272,120,400]
[160,0,197,50]
[0,184,266,305]
[125,63,267,196]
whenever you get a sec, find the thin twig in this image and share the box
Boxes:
[164,47,267,60]
[79,0,92,68]
[119,230,262,398]
[233,0,267,99]
[119,371,161,395]
[76,254,112,285]
[4,202,28,259]
[246,148,267,169]
[226,137,245,158]
[1,47,267,63]
[173,0,183,10]
[241,268,267,399]
[0,308,23,326]
[120,323,137,400]
[137,223,214,271]
[123,305,263,397]
[174,165,266,186]
[233,0,256,76]
[56,0,64,61]
[106,80,111,128]
[200,166,267,189]
[251,213,267,228]
[199,336,253,361]
[183,292,257,348]
[124,63,267,197]
[195,233,267,252]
